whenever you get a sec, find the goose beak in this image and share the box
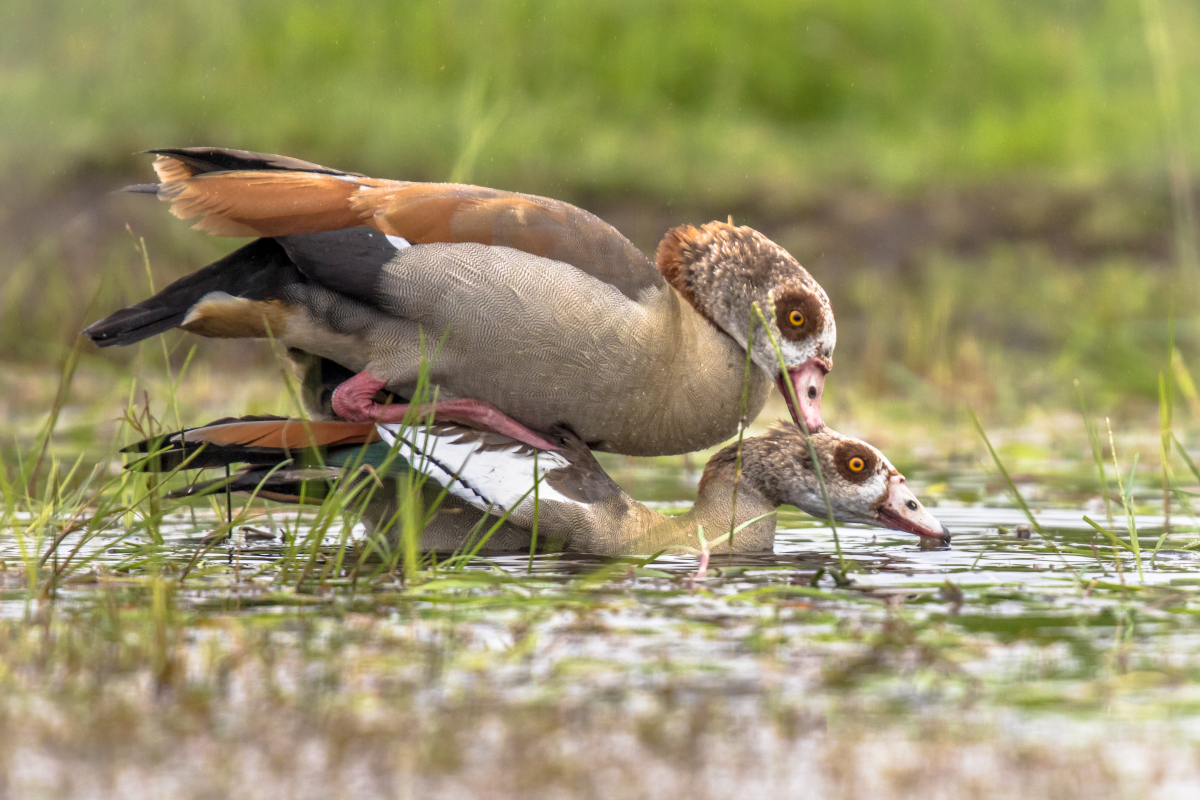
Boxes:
[876,474,951,544]
[779,357,829,433]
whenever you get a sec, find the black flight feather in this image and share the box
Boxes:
[83,238,301,347]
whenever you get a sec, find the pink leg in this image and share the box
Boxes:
[331,371,560,451]
[690,539,711,590]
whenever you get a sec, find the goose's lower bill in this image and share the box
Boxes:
[875,474,951,543]
[780,358,829,433]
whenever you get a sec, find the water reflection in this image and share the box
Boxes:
[5,503,1194,593]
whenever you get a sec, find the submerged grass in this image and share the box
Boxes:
[4,2,1200,788]
[5,332,1200,796]
[2,148,1199,792]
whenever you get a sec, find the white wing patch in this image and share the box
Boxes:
[385,235,412,251]
[375,423,576,517]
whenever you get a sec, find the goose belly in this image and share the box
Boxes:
[420,296,770,456]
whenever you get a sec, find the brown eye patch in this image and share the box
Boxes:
[834,441,878,484]
[774,289,824,342]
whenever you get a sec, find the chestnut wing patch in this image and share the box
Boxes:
[136,148,663,301]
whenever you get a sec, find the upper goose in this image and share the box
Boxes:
[129,416,950,555]
[86,148,835,456]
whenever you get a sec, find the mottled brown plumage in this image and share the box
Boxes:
[131,417,949,555]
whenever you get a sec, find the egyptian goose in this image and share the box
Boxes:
[129,416,950,555]
[86,148,836,456]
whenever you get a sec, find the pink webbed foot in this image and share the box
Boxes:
[331,371,561,452]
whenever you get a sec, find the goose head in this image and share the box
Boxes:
[656,221,835,432]
[707,424,950,543]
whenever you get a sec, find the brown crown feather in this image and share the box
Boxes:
[655,224,700,303]
[655,221,742,319]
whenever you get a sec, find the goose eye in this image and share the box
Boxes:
[788,310,805,327]
[847,456,865,473]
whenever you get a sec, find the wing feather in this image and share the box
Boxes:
[171,418,381,450]
[138,149,664,300]
[376,423,578,515]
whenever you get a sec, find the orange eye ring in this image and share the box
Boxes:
[847,456,865,472]
[788,310,805,327]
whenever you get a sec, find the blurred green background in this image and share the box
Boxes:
[3,0,1199,432]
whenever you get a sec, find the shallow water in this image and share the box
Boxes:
[6,501,1197,639]
[5,494,1200,798]
[6,503,1186,577]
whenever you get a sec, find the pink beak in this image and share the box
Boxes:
[777,358,829,433]
[876,474,951,543]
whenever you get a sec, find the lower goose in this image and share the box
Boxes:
[128,416,950,555]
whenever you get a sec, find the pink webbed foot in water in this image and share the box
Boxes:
[331,371,561,452]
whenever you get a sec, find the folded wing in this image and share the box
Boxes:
[137,147,664,301]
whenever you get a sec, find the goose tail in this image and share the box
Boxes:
[83,237,299,347]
